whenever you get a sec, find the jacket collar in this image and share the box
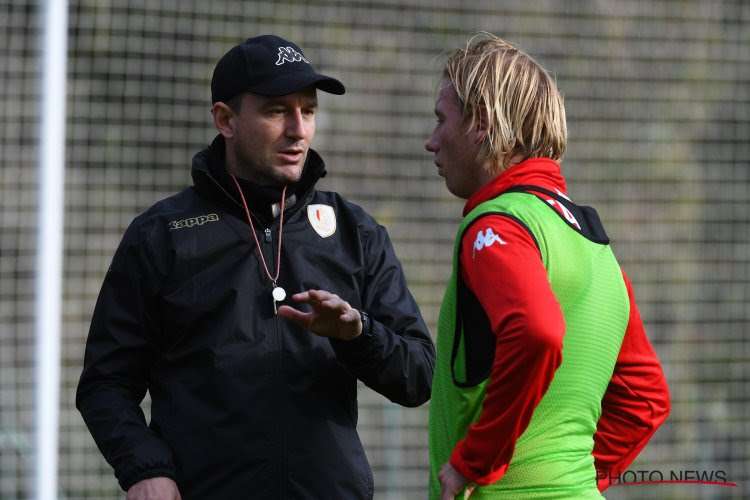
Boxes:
[192,134,327,225]
[463,158,567,215]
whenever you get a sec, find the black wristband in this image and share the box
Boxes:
[359,310,372,337]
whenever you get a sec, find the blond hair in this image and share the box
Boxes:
[442,34,567,174]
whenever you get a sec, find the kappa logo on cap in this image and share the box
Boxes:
[307,204,336,238]
[276,46,309,66]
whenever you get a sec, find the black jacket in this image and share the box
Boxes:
[76,136,435,499]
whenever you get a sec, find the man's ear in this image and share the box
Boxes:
[212,102,235,139]
[473,107,489,144]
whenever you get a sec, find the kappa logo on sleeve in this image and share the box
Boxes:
[168,213,219,231]
[276,47,309,65]
[472,227,507,258]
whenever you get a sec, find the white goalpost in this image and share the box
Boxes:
[34,0,68,498]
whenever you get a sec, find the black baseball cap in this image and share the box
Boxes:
[211,35,345,103]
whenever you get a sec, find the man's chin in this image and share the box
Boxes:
[273,165,304,185]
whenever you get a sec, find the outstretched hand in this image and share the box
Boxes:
[278,289,363,341]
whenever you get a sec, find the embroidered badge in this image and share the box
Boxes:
[307,204,336,238]
[473,228,507,258]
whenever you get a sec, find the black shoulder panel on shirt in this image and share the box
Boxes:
[450,211,540,388]
[502,185,610,245]
[452,274,495,388]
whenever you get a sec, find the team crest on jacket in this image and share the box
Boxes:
[307,204,336,238]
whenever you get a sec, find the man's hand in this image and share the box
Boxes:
[278,289,362,340]
[126,477,181,500]
[439,462,476,500]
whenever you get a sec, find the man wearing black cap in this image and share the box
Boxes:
[76,35,435,500]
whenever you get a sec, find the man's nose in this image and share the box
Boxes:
[286,110,309,139]
[425,134,438,152]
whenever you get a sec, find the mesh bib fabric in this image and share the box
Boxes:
[429,191,629,499]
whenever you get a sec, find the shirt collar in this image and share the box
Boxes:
[463,158,567,215]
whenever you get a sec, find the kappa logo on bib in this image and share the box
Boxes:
[307,204,336,238]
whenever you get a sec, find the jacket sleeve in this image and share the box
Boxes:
[330,223,435,407]
[593,270,670,491]
[75,223,176,491]
[449,214,565,485]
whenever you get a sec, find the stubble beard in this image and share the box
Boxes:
[230,142,307,187]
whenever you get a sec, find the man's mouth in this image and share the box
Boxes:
[278,149,305,164]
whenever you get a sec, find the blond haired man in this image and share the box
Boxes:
[426,35,670,499]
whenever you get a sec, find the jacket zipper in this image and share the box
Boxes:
[263,223,286,488]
